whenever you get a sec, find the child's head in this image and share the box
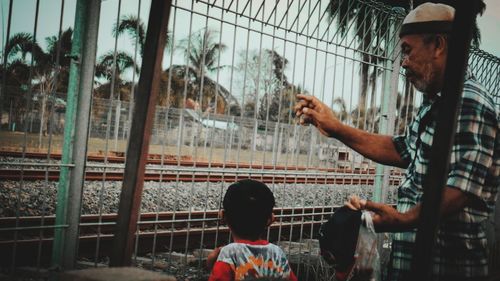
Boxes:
[222,179,275,240]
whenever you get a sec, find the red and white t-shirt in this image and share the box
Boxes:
[209,239,298,281]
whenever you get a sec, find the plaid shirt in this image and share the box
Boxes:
[390,75,499,281]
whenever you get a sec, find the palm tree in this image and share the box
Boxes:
[256,49,306,124]
[172,28,238,114]
[327,0,407,113]
[0,59,31,127]
[2,29,72,137]
[113,15,147,56]
[5,33,47,62]
[34,28,73,137]
[95,50,139,101]
[178,28,227,77]
[2,33,44,129]
[45,28,73,92]
[113,14,171,58]
[93,50,139,133]
[112,14,171,92]
[159,64,238,115]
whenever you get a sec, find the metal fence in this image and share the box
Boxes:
[0,0,499,280]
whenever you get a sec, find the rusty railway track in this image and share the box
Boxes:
[0,206,340,266]
[0,150,403,184]
[0,150,403,175]
[0,168,401,184]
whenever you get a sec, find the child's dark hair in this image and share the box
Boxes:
[223,179,275,240]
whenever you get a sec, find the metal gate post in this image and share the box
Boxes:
[110,0,172,266]
[62,0,101,270]
[411,1,477,280]
[373,14,400,204]
[51,0,89,269]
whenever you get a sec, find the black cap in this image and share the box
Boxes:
[318,206,361,271]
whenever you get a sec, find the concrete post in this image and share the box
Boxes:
[51,0,101,271]
[62,0,101,270]
[373,15,400,204]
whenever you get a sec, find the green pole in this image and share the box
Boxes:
[51,0,87,270]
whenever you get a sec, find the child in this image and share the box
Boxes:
[207,179,297,281]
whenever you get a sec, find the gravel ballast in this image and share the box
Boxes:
[0,180,397,217]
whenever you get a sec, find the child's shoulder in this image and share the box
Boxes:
[218,242,290,263]
[218,242,249,254]
[220,241,286,255]
[219,240,280,251]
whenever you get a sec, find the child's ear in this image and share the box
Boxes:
[219,210,226,224]
[267,213,275,226]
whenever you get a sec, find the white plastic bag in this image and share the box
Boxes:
[346,211,380,281]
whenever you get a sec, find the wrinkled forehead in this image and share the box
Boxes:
[399,34,424,48]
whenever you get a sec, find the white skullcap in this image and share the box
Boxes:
[399,2,455,37]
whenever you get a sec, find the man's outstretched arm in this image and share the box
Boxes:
[295,94,408,168]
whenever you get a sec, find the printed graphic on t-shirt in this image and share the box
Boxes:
[216,242,293,280]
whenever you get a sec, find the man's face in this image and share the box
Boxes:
[400,35,441,94]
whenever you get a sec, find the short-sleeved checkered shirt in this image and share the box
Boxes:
[389,75,499,281]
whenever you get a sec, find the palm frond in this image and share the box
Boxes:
[46,28,73,67]
[178,28,227,75]
[113,15,146,54]
[96,50,139,80]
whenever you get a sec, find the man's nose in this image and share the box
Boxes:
[401,56,409,68]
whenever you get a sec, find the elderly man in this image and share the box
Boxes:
[295,3,499,281]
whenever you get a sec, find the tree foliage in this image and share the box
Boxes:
[170,28,239,114]
[2,28,72,133]
[178,28,227,77]
[94,50,139,101]
[235,48,306,123]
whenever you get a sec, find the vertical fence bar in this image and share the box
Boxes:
[109,0,122,152]
[110,0,172,267]
[410,1,477,280]
[51,0,89,270]
[126,0,142,149]
[62,0,101,270]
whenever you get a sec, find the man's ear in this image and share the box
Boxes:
[434,35,448,57]
[267,213,275,226]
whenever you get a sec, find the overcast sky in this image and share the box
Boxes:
[1,0,498,108]
[2,0,498,53]
[477,0,500,55]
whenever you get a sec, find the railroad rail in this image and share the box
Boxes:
[0,150,403,175]
[0,206,339,266]
[0,150,404,184]
[0,169,402,184]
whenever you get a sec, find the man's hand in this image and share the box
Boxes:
[345,195,367,211]
[206,246,222,270]
[363,201,406,233]
[294,94,340,137]
[345,187,472,233]
[295,95,406,167]
[345,195,410,233]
